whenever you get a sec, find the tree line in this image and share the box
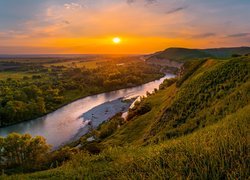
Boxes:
[0,60,163,126]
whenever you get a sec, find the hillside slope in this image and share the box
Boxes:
[148,47,211,62]
[101,57,249,146]
[148,58,250,142]
[4,57,250,179]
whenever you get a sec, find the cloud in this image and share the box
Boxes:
[145,0,157,4]
[63,20,70,25]
[0,30,29,39]
[127,0,136,4]
[227,33,250,38]
[192,32,216,38]
[126,0,157,5]
[64,3,83,10]
[166,6,187,14]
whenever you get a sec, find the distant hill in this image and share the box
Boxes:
[204,47,250,58]
[147,47,250,64]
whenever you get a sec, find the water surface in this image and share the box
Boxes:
[0,74,175,148]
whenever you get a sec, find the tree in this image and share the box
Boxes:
[22,85,42,99]
[231,54,241,57]
[0,133,51,172]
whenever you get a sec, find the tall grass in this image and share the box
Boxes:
[149,58,250,141]
[6,105,249,179]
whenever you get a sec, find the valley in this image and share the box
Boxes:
[1,50,249,179]
[0,55,164,127]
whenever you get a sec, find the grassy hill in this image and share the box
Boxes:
[2,56,250,179]
[147,47,250,63]
[148,58,249,142]
[205,47,250,58]
[100,57,249,147]
[148,47,211,62]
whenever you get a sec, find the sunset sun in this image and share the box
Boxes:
[0,0,249,178]
[112,37,121,44]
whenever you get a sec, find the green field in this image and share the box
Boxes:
[43,60,99,69]
[0,71,34,80]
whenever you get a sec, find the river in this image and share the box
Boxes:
[0,74,175,148]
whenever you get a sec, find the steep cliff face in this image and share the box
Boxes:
[146,57,183,68]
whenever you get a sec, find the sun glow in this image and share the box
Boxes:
[112,37,121,44]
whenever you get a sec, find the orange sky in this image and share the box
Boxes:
[0,0,249,54]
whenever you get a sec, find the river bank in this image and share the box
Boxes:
[64,97,137,148]
[0,74,164,128]
[0,74,176,148]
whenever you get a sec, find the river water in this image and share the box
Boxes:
[0,74,175,148]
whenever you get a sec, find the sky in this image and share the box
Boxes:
[0,0,250,54]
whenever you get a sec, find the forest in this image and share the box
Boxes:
[0,56,164,126]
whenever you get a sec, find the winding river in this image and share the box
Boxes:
[0,74,175,148]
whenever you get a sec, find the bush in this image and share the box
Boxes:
[128,102,152,120]
[48,147,79,168]
[159,78,177,90]
[84,142,103,154]
[98,115,124,139]
[231,54,241,57]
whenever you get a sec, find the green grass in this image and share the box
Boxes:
[148,58,250,142]
[5,104,249,179]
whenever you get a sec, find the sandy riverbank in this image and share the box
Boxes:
[67,97,137,144]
